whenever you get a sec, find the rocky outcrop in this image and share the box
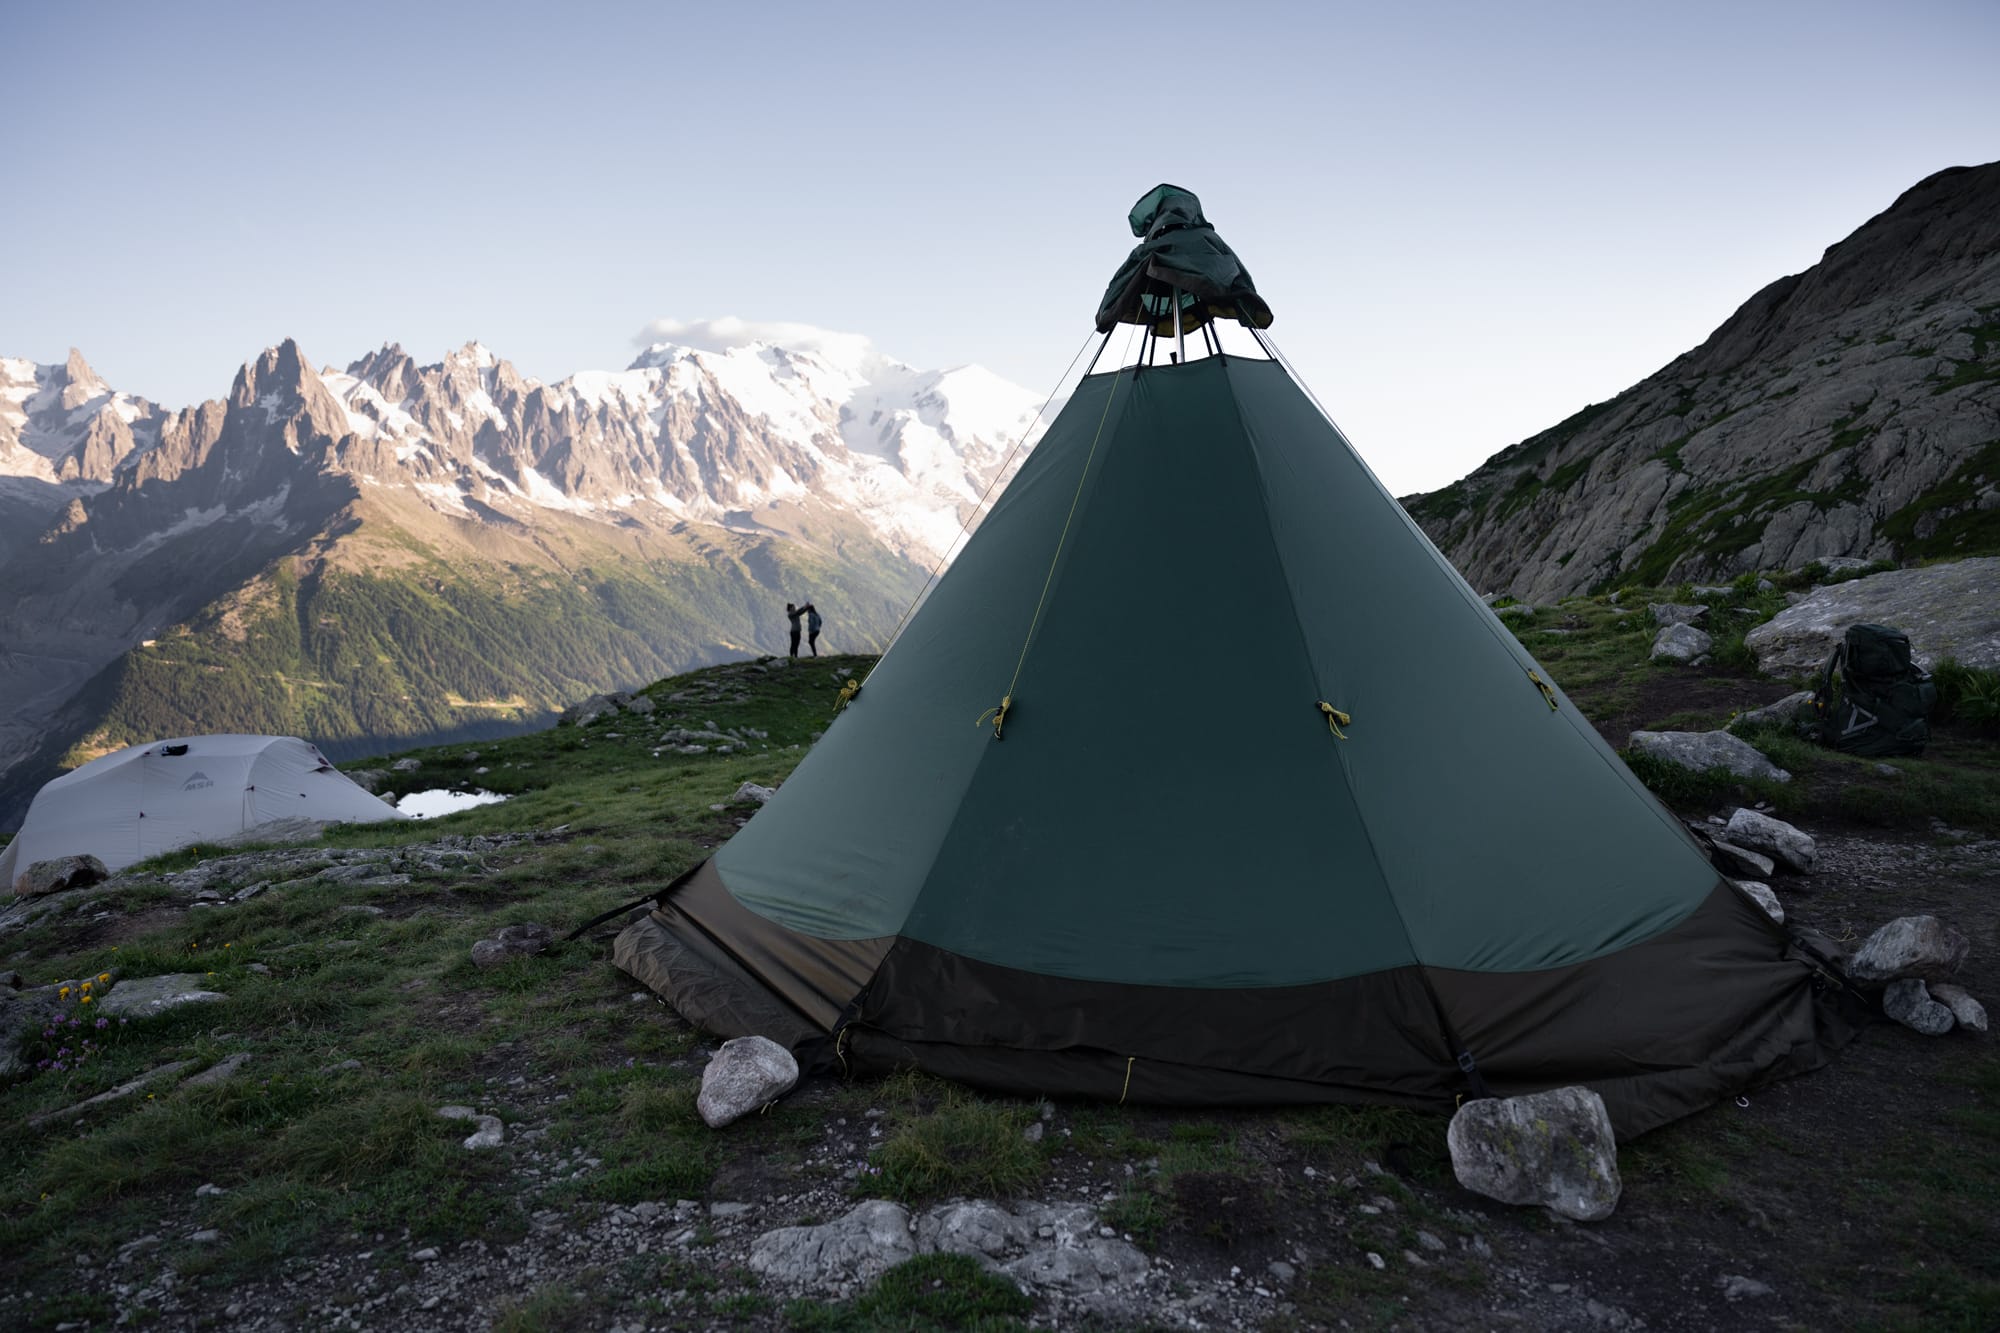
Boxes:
[1628,730,1791,782]
[1743,557,2000,674]
[1410,162,2000,601]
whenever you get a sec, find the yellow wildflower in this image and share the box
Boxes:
[81,981,91,992]
[59,987,70,999]
[80,996,92,1005]
[98,973,110,983]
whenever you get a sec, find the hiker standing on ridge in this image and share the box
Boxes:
[785,600,815,659]
[806,603,824,656]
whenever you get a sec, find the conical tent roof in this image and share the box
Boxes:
[615,188,1845,1136]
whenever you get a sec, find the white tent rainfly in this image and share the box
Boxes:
[0,735,407,886]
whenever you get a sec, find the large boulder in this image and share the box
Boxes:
[1446,1086,1622,1222]
[1651,623,1714,662]
[1846,915,1970,982]
[1723,809,1818,873]
[13,855,110,900]
[96,974,227,1019]
[1628,731,1791,783]
[1882,979,1956,1035]
[1929,984,1990,1033]
[697,1035,800,1128]
[1733,881,1784,924]
[1743,558,2000,674]
[748,1200,917,1289]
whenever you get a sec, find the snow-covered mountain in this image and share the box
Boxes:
[0,349,167,485]
[0,331,1046,827]
[4,333,1045,564]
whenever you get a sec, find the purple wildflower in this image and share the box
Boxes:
[95,1018,109,1030]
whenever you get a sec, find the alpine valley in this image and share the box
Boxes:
[0,334,1042,828]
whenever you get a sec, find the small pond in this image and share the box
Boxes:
[396,788,509,819]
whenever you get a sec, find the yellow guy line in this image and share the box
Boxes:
[979,363,1133,739]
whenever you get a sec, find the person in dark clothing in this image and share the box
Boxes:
[806,604,824,656]
[786,601,815,659]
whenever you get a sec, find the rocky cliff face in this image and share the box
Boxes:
[1408,162,2000,602]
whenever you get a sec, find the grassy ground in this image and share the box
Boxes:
[2,609,1997,1330]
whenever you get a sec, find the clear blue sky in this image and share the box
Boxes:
[5,0,1995,494]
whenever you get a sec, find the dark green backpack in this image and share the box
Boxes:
[1813,623,1938,757]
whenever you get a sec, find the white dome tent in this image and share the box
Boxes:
[0,735,407,887]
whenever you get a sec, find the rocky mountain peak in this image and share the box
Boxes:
[231,338,316,408]
[57,347,106,409]
[1411,159,2000,602]
[1686,163,2000,377]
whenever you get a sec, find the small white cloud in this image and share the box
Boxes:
[633,317,877,370]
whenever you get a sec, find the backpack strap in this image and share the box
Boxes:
[1811,642,1844,734]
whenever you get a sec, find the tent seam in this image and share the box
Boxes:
[1219,359,1428,987]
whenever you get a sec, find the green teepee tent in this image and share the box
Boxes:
[615,186,1845,1136]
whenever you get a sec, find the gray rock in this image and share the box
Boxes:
[732,782,777,805]
[97,974,226,1019]
[469,922,554,967]
[1447,1086,1622,1222]
[1882,979,1956,1035]
[1733,880,1784,924]
[747,1199,916,1288]
[697,1035,799,1128]
[1731,690,1815,732]
[1650,602,1710,626]
[391,758,422,773]
[1628,730,1791,782]
[1744,558,2000,674]
[1721,1275,1774,1300]
[1650,623,1713,661]
[624,695,656,716]
[436,1105,505,1149]
[183,1052,253,1088]
[343,768,388,794]
[916,1200,1029,1258]
[0,986,65,1077]
[1495,603,1535,620]
[1847,915,1970,982]
[1724,809,1818,873]
[561,692,631,727]
[1929,984,1989,1033]
[1709,839,1776,879]
[1267,1260,1298,1283]
[13,854,110,899]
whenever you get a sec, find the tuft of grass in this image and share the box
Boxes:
[1935,659,2000,735]
[785,1252,1033,1331]
[871,1089,1043,1202]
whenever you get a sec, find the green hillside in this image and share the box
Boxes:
[0,502,921,830]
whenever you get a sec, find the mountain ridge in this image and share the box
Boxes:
[1408,161,2000,601]
[0,331,1042,828]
